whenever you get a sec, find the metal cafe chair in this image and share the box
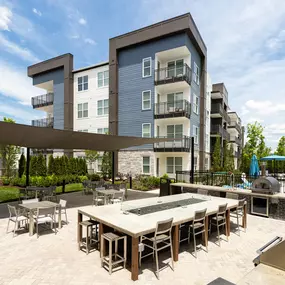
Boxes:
[139,217,174,279]
[230,198,246,235]
[189,208,208,258]
[34,206,57,238]
[92,187,105,206]
[6,205,28,237]
[210,203,228,246]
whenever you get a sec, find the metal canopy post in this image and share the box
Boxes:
[112,151,115,184]
[26,147,30,186]
[190,137,194,184]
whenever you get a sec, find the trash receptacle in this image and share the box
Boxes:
[160,178,176,196]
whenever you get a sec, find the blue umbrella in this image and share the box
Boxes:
[249,154,259,177]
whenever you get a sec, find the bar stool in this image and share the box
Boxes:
[230,198,246,235]
[101,232,127,275]
[209,203,228,246]
[79,220,99,254]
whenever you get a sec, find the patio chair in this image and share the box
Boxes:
[189,208,208,258]
[230,198,246,235]
[18,188,28,202]
[197,189,208,195]
[139,217,174,279]
[109,190,125,204]
[43,186,57,202]
[210,203,228,246]
[92,187,105,206]
[82,180,91,195]
[34,206,57,238]
[56,199,68,224]
[6,205,28,237]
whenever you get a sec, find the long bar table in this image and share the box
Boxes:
[77,193,246,281]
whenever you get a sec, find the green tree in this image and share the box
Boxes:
[18,153,26,178]
[212,137,221,171]
[240,122,271,173]
[275,136,285,172]
[0,117,20,177]
[228,144,235,171]
[37,154,47,176]
[30,156,37,176]
[48,155,55,175]
[85,150,99,171]
[101,151,112,179]
[223,140,231,171]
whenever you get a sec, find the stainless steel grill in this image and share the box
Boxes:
[251,177,280,194]
[253,236,285,271]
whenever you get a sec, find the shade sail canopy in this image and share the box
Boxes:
[0,121,173,151]
[260,155,285,161]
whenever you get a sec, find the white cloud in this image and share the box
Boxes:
[0,33,40,63]
[84,38,96,45]
[0,6,12,31]
[0,59,43,105]
[32,8,42,17]
[78,18,86,25]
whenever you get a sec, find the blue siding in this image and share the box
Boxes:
[118,32,202,150]
[33,68,64,130]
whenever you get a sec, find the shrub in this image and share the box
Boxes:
[88,173,101,181]
[2,176,10,185]
[18,153,26,178]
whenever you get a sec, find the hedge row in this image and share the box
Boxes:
[2,174,88,187]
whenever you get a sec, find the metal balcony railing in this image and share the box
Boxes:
[211,125,230,141]
[154,63,192,86]
[211,103,224,116]
[154,136,191,152]
[31,117,54,128]
[224,111,230,123]
[223,129,230,141]
[31,93,54,109]
[228,121,242,132]
[230,136,242,145]
[154,100,191,119]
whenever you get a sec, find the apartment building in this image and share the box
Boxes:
[210,83,243,169]
[28,13,210,177]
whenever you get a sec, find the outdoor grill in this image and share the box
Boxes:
[253,236,285,271]
[251,176,280,194]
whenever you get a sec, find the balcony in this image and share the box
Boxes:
[230,136,242,145]
[228,121,242,133]
[154,63,191,86]
[154,136,191,152]
[31,117,54,128]
[31,93,54,109]
[211,103,224,117]
[154,100,191,119]
[210,125,230,141]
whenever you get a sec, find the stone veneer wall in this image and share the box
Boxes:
[174,186,285,221]
[118,150,155,176]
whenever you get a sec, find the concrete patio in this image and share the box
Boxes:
[0,190,284,285]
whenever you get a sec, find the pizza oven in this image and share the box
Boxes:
[251,177,280,195]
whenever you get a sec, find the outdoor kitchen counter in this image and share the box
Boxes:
[171,183,285,199]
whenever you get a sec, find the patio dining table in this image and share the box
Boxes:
[77,193,247,281]
[19,201,61,236]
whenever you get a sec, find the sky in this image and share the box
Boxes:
[0,0,285,150]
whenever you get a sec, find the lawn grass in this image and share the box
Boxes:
[0,183,83,203]
[0,187,20,203]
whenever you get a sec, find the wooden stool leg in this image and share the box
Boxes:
[109,239,112,275]
[100,235,104,267]
[124,236,127,268]
[86,226,89,255]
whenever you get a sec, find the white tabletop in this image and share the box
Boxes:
[78,193,239,238]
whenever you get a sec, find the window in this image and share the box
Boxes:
[98,70,109,88]
[97,156,103,172]
[167,124,183,138]
[166,157,182,174]
[78,103,88,118]
[97,99,109,116]
[97,128,108,134]
[78,75,88,91]
[193,126,199,144]
[142,156,150,174]
[142,57,151,77]
[142,123,151,138]
[78,129,88,132]
[193,62,199,85]
[167,59,184,77]
[193,95,199,114]
[142,90,151,110]
[167,92,183,110]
